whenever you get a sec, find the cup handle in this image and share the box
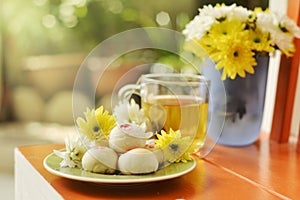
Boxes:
[118,84,141,102]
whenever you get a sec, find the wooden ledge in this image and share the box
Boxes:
[15,138,300,200]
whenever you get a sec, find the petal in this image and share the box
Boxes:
[237,69,246,77]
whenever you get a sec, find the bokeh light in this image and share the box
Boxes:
[156,11,170,26]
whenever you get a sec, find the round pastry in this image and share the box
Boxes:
[145,140,165,168]
[82,146,118,174]
[109,123,153,153]
[118,148,159,174]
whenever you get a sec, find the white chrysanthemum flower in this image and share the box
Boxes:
[114,99,148,126]
[54,150,75,168]
[256,11,298,55]
[199,3,236,19]
[113,101,129,123]
[198,4,216,17]
[54,135,87,168]
[183,15,215,41]
[256,11,277,33]
[278,14,300,38]
[270,28,295,55]
[231,5,252,21]
[127,99,148,125]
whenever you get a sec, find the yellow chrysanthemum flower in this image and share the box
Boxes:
[249,30,274,53]
[209,19,246,38]
[199,18,259,80]
[95,106,116,137]
[76,106,116,141]
[207,30,257,80]
[198,35,219,55]
[217,46,256,80]
[155,129,178,149]
[155,129,192,163]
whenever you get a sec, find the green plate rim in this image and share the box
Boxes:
[43,149,197,184]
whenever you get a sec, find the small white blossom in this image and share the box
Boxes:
[198,4,217,18]
[53,150,76,168]
[54,135,87,168]
[256,11,276,33]
[113,101,129,123]
[231,5,252,21]
[183,15,215,41]
[199,4,236,19]
[113,99,148,126]
[270,29,295,54]
[127,99,148,125]
[278,14,300,38]
[256,11,300,55]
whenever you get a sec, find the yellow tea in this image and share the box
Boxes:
[142,95,208,151]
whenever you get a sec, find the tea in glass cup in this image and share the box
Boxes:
[119,73,210,153]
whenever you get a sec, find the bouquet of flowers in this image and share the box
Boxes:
[183,3,300,80]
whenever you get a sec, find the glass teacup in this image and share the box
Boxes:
[119,73,210,153]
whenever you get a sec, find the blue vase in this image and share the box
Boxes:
[202,56,269,146]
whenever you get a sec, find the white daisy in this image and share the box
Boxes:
[54,135,87,168]
[127,99,148,125]
[113,99,148,126]
[231,5,253,22]
[183,15,215,41]
[113,101,129,123]
[198,4,216,17]
[278,14,300,38]
[199,4,236,20]
[256,11,276,34]
[270,29,295,56]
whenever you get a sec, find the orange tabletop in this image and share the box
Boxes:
[206,138,300,200]
[15,138,299,200]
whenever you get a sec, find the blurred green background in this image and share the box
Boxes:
[0,0,268,124]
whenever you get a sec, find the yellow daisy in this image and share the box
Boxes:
[95,106,116,137]
[217,47,256,79]
[209,19,246,38]
[249,30,274,53]
[198,34,219,56]
[155,129,192,163]
[209,33,257,80]
[76,106,116,141]
[202,19,252,59]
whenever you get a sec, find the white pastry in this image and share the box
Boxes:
[145,140,165,167]
[82,146,118,174]
[109,123,153,153]
[118,148,159,174]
